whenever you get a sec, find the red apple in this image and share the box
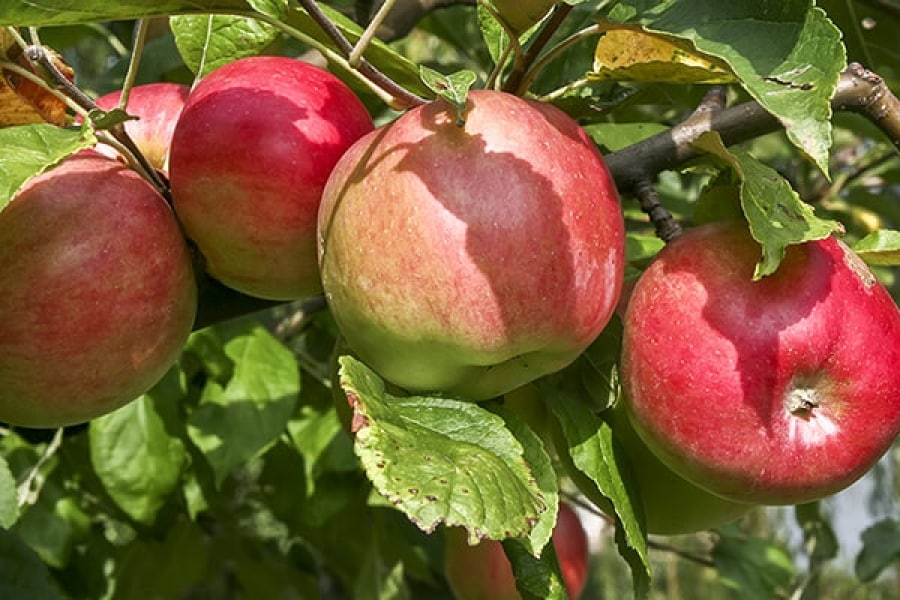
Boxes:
[0,152,197,427]
[93,82,190,172]
[168,56,374,301]
[444,502,589,599]
[604,399,756,534]
[318,90,624,401]
[621,220,900,505]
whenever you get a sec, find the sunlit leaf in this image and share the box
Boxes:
[853,229,900,266]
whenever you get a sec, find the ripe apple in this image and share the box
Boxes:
[444,502,589,599]
[318,90,624,401]
[93,82,190,172]
[490,0,558,33]
[169,56,374,301]
[621,220,900,505]
[0,152,197,427]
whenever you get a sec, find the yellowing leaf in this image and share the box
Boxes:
[590,25,734,85]
[0,32,73,127]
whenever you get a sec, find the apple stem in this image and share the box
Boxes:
[348,0,397,68]
[634,179,683,243]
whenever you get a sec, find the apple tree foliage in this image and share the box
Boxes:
[0,1,899,598]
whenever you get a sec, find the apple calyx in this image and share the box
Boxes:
[785,386,822,416]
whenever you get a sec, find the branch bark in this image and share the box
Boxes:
[605,63,900,194]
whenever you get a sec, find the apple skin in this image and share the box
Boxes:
[603,399,756,534]
[0,152,197,427]
[318,90,624,401]
[169,56,374,301]
[621,220,900,505]
[93,82,190,172]
[444,502,589,599]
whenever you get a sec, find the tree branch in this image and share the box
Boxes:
[605,63,900,194]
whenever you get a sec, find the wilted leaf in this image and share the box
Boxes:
[0,35,73,127]
[340,355,548,545]
[692,131,841,278]
[591,26,734,84]
[853,229,900,266]
[856,519,900,582]
[0,123,95,210]
[90,368,188,525]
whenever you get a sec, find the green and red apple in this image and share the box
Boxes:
[93,82,190,172]
[318,90,624,401]
[621,220,900,505]
[444,502,589,599]
[0,152,197,427]
[169,56,374,301]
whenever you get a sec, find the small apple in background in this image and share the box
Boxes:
[93,82,190,172]
[0,152,197,427]
[444,502,589,599]
[318,90,624,401]
[621,220,900,505]
[169,56,374,301]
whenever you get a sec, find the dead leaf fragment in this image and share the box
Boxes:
[0,30,73,126]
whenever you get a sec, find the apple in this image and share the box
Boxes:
[0,151,197,427]
[621,220,900,505]
[444,502,589,599]
[318,90,625,401]
[490,0,558,34]
[169,56,374,301]
[93,82,190,172]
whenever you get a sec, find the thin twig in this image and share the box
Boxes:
[294,0,428,108]
[21,45,168,194]
[502,2,572,95]
[17,427,63,507]
[514,23,601,97]
[635,179,683,243]
[117,19,149,109]
[349,0,396,67]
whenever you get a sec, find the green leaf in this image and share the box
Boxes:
[853,230,900,266]
[712,527,796,597]
[0,0,251,26]
[856,519,900,582]
[0,124,94,211]
[89,368,187,525]
[503,538,568,600]
[339,356,548,544]
[187,325,300,486]
[692,131,841,278]
[287,401,358,497]
[610,1,845,173]
[542,381,650,597]
[0,456,18,528]
[170,13,279,77]
[419,67,477,125]
[488,403,558,556]
[0,528,65,600]
[585,122,669,153]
